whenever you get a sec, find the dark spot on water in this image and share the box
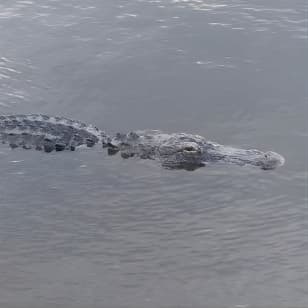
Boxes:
[44,145,54,153]
[55,144,66,151]
[107,147,119,156]
[121,152,134,159]
[86,138,95,147]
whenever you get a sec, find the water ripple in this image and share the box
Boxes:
[168,0,307,39]
[0,57,32,108]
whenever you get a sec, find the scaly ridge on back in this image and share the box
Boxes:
[0,114,109,152]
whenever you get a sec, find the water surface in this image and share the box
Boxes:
[0,1,307,307]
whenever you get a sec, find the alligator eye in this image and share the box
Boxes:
[184,146,195,151]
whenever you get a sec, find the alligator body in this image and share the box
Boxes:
[0,114,285,170]
[0,114,108,152]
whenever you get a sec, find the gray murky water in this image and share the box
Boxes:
[0,1,307,307]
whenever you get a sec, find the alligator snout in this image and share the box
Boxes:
[259,151,285,170]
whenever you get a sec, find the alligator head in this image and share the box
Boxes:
[157,138,206,171]
[107,131,285,171]
[107,131,207,170]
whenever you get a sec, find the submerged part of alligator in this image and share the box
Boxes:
[0,114,285,171]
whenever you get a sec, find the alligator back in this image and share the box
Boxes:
[0,114,108,152]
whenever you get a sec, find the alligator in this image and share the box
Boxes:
[0,114,285,171]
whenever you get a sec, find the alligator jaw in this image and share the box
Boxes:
[202,144,285,170]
